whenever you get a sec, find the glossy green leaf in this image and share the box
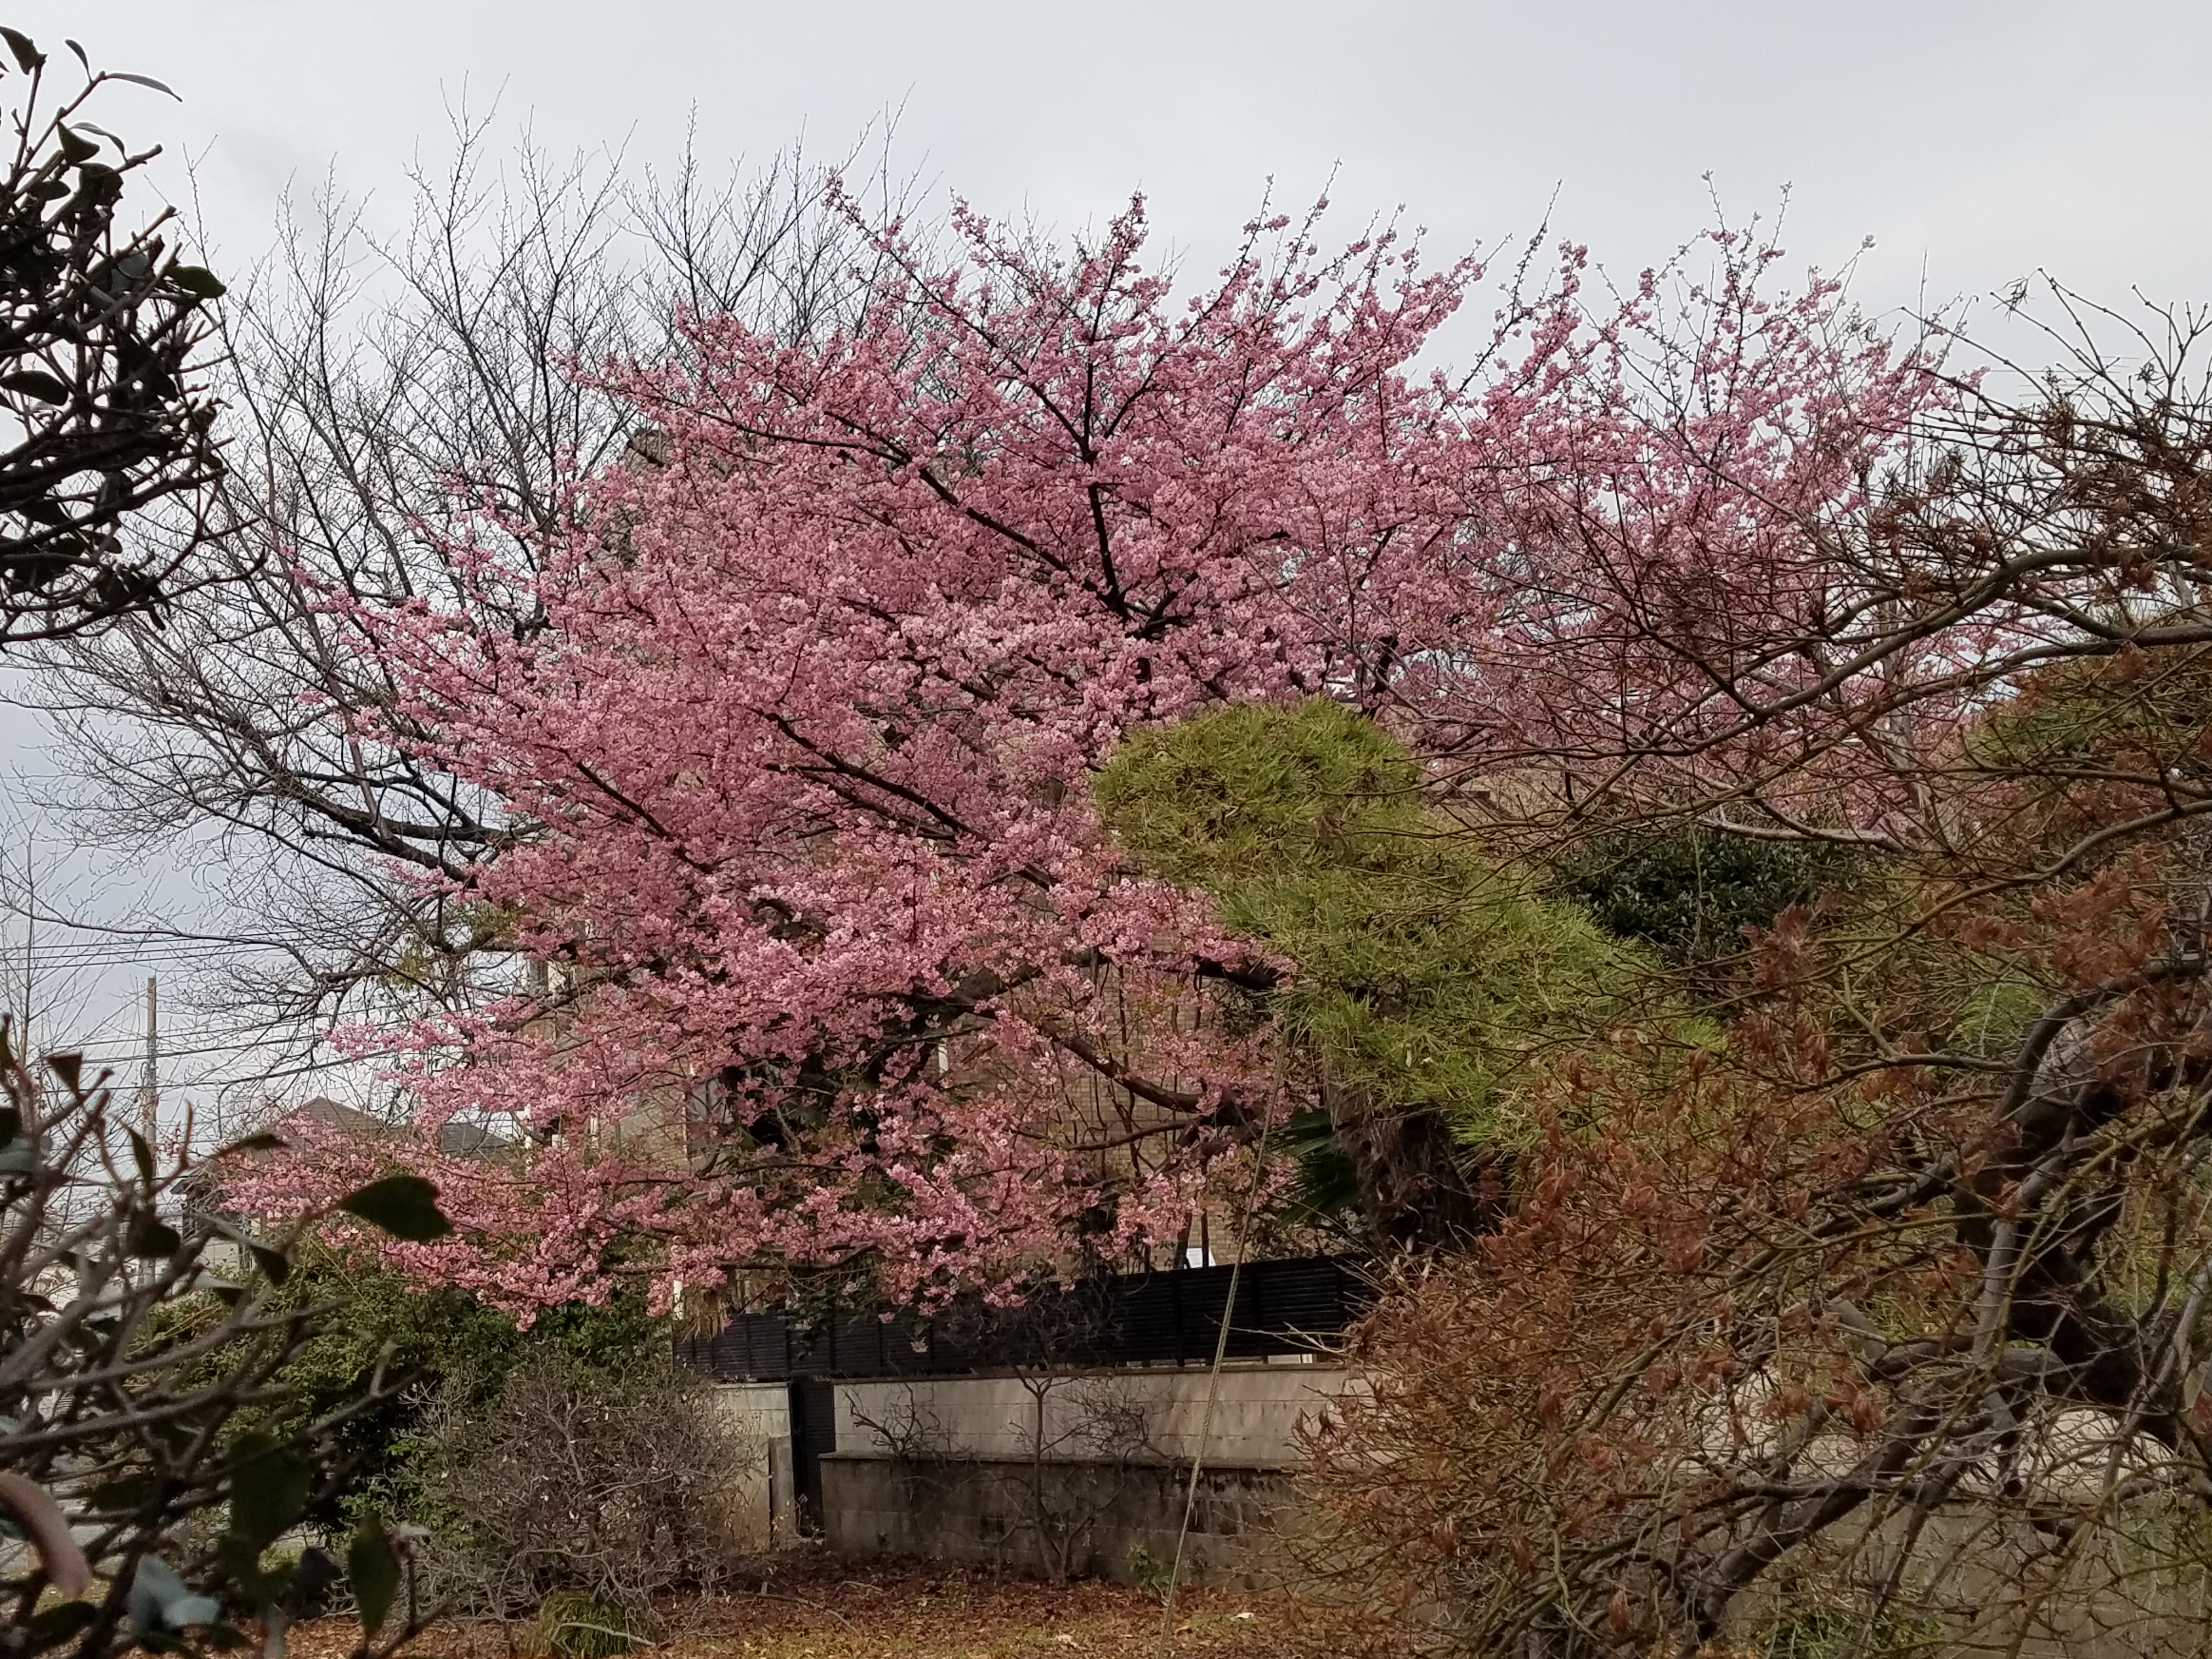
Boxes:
[1,371,69,405]
[127,1217,181,1259]
[227,1432,311,1552]
[346,1515,400,1636]
[337,1175,452,1242]
[215,1533,264,1594]
[168,265,225,299]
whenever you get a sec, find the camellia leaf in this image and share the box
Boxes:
[1,371,70,405]
[346,1515,400,1637]
[0,28,40,73]
[227,1432,311,1553]
[105,70,178,98]
[25,1599,97,1648]
[127,1217,182,1259]
[337,1175,452,1242]
[217,1534,295,1611]
[215,1534,267,1599]
[168,265,225,299]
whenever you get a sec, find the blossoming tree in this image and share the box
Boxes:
[236,196,1946,1316]
[232,199,1477,1307]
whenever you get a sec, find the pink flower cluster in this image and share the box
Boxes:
[230,198,1960,1312]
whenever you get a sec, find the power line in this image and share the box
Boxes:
[0,940,273,962]
[70,1030,339,1065]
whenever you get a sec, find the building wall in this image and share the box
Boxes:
[708,1381,797,1550]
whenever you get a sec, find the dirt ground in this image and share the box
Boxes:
[284,1558,1379,1659]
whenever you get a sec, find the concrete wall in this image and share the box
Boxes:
[819,1363,1355,1585]
[708,1381,797,1550]
[836,1361,1353,1468]
[822,1454,1293,1586]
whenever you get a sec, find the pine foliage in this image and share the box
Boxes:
[1097,698,1643,1152]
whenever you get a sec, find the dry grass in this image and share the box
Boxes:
[283,1558,1374,1659]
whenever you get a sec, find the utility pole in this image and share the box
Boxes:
[139,977,157,1143]
[18,854,31,1063]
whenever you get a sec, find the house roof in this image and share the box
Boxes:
[272,1096,388,1138]
[261,1096,518,1160]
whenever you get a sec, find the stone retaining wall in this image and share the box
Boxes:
[713,1363,1355,1583]
[820,1453,1294,1586]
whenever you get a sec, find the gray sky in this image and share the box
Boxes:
[13,0,2212,317]
[1,0,2208,1118]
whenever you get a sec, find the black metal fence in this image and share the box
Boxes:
[675,1255,1369,1381]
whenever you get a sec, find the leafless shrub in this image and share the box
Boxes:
[998,1373,1170,1582]
[413,1346,754,1627]
[856,1372,1170,1583]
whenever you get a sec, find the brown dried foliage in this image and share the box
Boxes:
[1301,306,2212,1657]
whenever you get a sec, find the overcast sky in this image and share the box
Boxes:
[2,0,2208,1115]
[13,0,2212,319]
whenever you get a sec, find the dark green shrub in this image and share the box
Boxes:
[0,1030,444,1657]
[1554,823,1852,966]
[252,1250,665,1529]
